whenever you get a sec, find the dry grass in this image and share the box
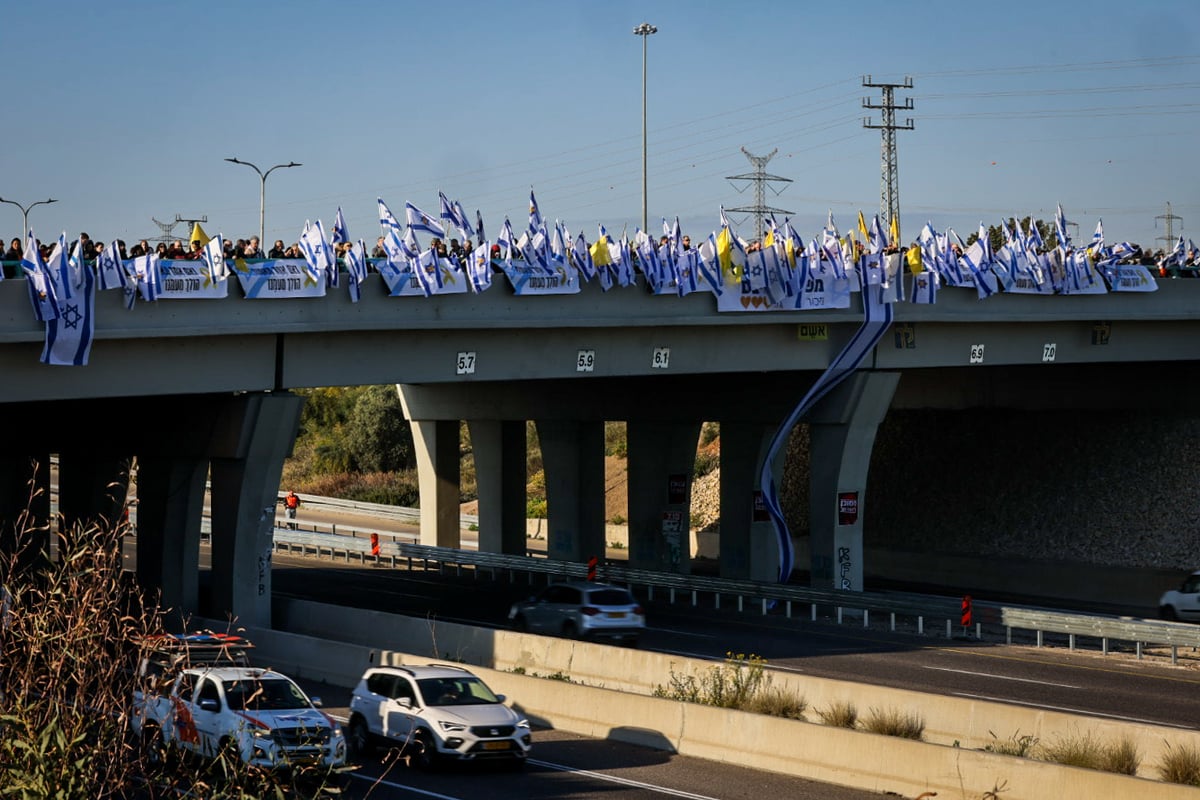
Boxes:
[817,700,858,729]
[1037,731,1140,774]
[1158,742,1200,786]
[860,707,925,740]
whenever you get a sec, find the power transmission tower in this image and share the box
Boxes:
[725,147,793,243]
[862,75,914,242]
[1156,201,1183,254]
[150,213,208,245]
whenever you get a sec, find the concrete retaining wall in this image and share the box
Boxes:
[268,598,1200,787]
[201,611,1200,800]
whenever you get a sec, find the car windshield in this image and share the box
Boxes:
[587,588,635,606]
[223,677,311,711]
[417,676,500,707]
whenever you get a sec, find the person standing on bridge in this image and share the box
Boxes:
[285,491,301,529]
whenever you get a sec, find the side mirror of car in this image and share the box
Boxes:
[310,697,323,707]
[198,699,220,713]
[397,697,414,709]
[495,694,506,703]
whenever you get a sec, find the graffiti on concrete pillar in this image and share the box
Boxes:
[837,546,852,590]
[258,546,272,596]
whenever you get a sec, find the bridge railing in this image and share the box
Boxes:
[270,528,1200,664]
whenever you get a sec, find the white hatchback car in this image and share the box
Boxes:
[508,581,645,645]
[346,664,530,769]
[1159,570,1200,622]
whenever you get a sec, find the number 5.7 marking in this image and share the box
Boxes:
[456,351,476,375]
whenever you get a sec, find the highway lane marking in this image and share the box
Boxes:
[529,759,724,799]
[923,665,1081,689]
[938,645,1200,686]
[950,692,1197,729]
[348,772,462,799]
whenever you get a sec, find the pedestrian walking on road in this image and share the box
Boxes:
[285,491,301,529]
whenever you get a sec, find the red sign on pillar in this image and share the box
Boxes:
[667,474,687,505]
[837,492,859,526]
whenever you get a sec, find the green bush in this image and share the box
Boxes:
[526,498,548,518]
[652,653,804,719]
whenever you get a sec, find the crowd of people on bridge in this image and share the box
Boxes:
[3,228,1200,283]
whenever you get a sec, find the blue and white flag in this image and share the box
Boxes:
[528,189,542,233]
[130,253,162,303]
[496,218,516,266]
[47,233,72,301]
[1055,204,1071,250]
[468,240,493,293]
[571,231,595,281]
[68,237,86,295]
[438,192,475,243]
[299,219,336,286]
[412,249,442,297]
[400,227,421,261]
[22,231,60,322]
[868,214,887,254]
[203,234,228,284]
[697,235,724,297]
[1090,219,1104,252]
[345,239,368,303]
[405,202,445,238]
[910,270,939,304]
[331,207,350,244]
[378,198,403,234]
[41,256,95,366]
[1026,215,1045,251]
[96,239,127,291]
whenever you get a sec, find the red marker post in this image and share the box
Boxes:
[961,595,973,632]
[586,556,598,581]
[370,533,380,558]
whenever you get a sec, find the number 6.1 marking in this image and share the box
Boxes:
[652,347,671,369]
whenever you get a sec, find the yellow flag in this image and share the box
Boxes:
[190,222,211,247]
[857,211,869,243]
[589,237,612,268]
[889,215,900,245]
[716,227,741,283]
[905,244,922,276]
[763,227,775,248]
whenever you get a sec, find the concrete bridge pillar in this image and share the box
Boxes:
[467,420,527,555]
[56,453,131,535]
[208,392,304,628]
[411,419,462,548]
[626,420,701,573]
[808,371,899,592]
[134,455,207,618]
[717,421,778,581]
[536,419,605,565]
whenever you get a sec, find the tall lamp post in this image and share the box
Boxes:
[633,22,657,234]
[223,157,302,248]
[0,196,57,242]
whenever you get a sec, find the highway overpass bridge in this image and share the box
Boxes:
[2,277,1198,627]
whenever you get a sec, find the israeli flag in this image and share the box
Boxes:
[1090,219,1104,252]
[528,189,542,233]
[22,231,60,322]
[331,207,350,244]
[46,233,73,301]
[345,239,368,303]
[412,249,442,297]
[469,240,493,293]
[299,220,336,286]
[378,198,403,234]
[1055,204,1071,249]
[496,218,516,266]
[204,234,228,283]
[406,202,446,238]
[42,257,95,366]
[572,231,595,281]
[96,240,127,291]
[910,270,939,304]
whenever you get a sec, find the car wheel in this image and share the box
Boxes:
[347,715,372,758]
[1162,605,1179,621]
[561,620,578,639]
[408,729,439,771]
[141,724,167,770]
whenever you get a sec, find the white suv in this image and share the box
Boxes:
[346,665,531,769]
[508,581,645,645]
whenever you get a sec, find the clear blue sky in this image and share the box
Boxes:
[5,0,1198,253]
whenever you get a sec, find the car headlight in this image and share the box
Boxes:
[516,718,530,729]
[251,727,274,741]
[438,720,467,733]
[331,727,345,742]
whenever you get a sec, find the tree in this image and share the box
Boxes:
[345,385,414,473]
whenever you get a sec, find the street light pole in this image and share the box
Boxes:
[633,22,657,234]
[0,196,58,242]
[224,157,302,248]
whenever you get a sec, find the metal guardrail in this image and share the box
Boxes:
[271,528,1200,664]
[279,493,479,529]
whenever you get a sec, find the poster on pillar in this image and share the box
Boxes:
[837,491,859,526]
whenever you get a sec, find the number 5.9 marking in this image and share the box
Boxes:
[576,349,595,372]
[456,351,476,375]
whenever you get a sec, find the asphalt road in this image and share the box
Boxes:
[269,552,1200,732]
